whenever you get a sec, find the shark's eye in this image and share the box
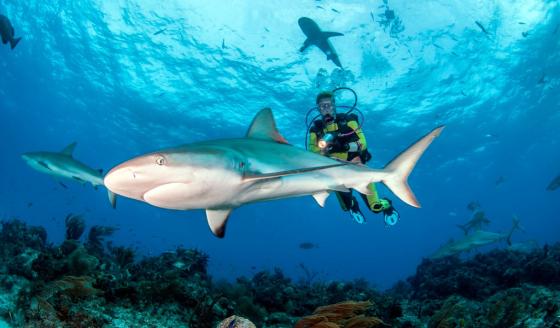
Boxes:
[155,156,166,166]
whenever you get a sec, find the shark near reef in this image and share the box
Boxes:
[104,108,443,238]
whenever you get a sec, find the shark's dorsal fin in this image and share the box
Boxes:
[61,142,77,156]
[246,108,289,144]
[206,208,233,238]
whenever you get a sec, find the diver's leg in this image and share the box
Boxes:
[336,191,365,224]
[335,191,353,211]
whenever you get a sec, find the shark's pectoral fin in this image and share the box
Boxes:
[206,208,233,238]
[312,192,330,207]
[246,108,289,144]
[243,163,347,182]
[300,38,312,52]
[322,31,344,38]
[61,142,77,156]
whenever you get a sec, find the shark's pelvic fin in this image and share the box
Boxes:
[206,208,233,238]
[61,142,77,156]
[242,163,347,182]
[322,31,344,38]
[312,192,330,207]
[381,126,444,208]
[246,108,289,144]
[108,190,117,209]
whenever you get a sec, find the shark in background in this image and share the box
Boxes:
[431,217,522,259]
[0,14,22,50]
[298,17,344,68]
[104,108,443,238]
[457,210,491,235]
[22,142,116,208]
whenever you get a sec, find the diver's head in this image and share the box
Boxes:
[316,91,336,123]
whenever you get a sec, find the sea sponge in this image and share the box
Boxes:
[295,300,388,328]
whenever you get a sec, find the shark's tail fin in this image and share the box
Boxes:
[380,126,444,207]
[506,215,523,245]
[10,37,21,50]
[457,224,469,235]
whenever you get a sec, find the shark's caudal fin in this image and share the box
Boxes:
[506,215,522,245]
[380,126,444,207]
[246,108,289,144]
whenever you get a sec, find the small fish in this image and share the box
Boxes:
[546,174,560,191]
[221,38,226,49]
[153,28,167,36]
[461,90,467,96]
[331,8,340,13]
[370,12,375,22]
[475,21,489,35]
[522,31,529,38]
[299,242,318,250]
[59,182,69,189]
[518,22,526,25]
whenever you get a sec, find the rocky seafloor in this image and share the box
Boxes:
[0,217,559,328]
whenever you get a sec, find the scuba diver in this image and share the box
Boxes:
[306,89,399,225]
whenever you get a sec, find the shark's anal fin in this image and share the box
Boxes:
[61,142,77,156]
[243,163,347,182]
[312,192,330,207]
[206,208,233,238]
[246,108,289,144]
[108,190,117,209]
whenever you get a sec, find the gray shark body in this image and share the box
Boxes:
[22,142,116,207]
[432,218,520,259]
[298,17,343,68]
[0,14,21,50]
[104,108,443,238]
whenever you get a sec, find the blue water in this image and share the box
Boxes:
[1,1,559,290]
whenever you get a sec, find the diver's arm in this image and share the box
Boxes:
[347,120,367,151]
[308,131,321,153]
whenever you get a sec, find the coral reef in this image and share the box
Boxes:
[0,218,559,327]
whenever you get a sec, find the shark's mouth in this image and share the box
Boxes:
[143,182,197,209]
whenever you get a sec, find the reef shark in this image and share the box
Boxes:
[456,210,491,235]
[298,17,344,68]
[22,142,116,208]
[432,218,521,259]
[104,108,443,238]
[0,14,22,50]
